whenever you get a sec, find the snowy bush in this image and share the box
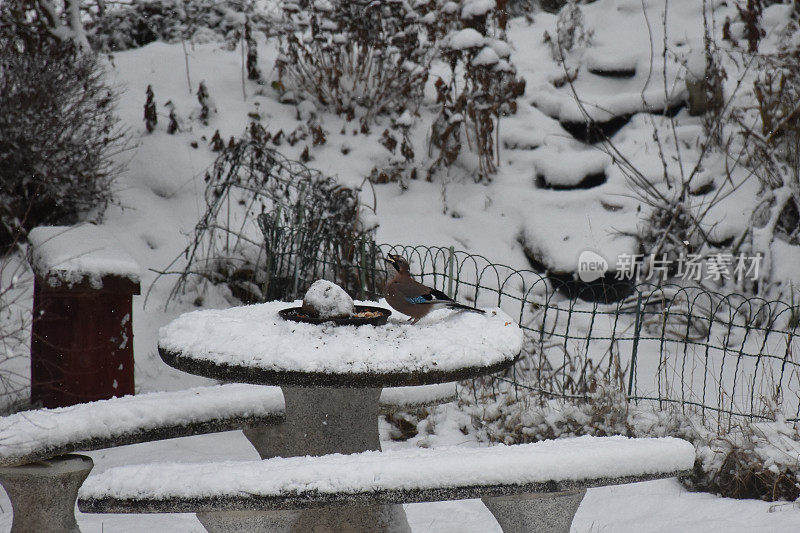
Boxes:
[0,250,32,414]
[462,382,635,445]
[689,417,800,501]
[275,0,439,129]
[463,376,800,501]
[86,0,276,52]
[0,14,125,251]
[744,51,800,249]
[164,122,375,305]
[544,0,592,61]
[430,0,526,181]
[88,0,184,51]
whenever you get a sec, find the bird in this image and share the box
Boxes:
[383,254,486,324]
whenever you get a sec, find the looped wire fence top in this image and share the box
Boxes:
[157,133,799,427]
[251,228,800,427]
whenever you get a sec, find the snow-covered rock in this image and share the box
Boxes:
[301,280,355,319]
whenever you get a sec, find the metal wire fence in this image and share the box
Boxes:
[256,224,800,427]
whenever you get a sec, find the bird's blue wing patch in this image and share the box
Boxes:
[405,296,428,304]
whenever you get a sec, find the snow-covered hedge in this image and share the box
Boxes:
[275,0,439,130]
[0,14,125,250]
[460,379,800,502]
[86,0,277,52]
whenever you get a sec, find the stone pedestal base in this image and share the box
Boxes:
[0,454,93,533]
[243,386,382,458]
[481,489,586,533]
[237,387,408,532]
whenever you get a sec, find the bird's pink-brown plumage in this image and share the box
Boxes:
[383,254,485,324]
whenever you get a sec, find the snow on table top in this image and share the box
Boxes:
[27,225,141,288]
[0,384,283,466]
[79,436,695,502]
[158,301,523,380]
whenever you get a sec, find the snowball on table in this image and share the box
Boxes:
[301,280,355,318]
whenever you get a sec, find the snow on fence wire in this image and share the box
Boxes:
[253,229,800,427]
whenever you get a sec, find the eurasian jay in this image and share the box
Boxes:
[383,254,486,324]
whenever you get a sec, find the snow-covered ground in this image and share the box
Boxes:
[3,0,800,530]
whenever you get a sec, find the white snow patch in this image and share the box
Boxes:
[584,47,639,74]
[532,146,610,186]
[446,28,485,49]
[380,382,458,409]
[27,225,141,288]
[461,0,495,19]
[520,196,639,272]
[472,47,500,66]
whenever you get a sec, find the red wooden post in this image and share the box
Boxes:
[27,226,140,408]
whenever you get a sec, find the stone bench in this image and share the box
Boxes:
[78,435,695,533]
[0,382,455,532]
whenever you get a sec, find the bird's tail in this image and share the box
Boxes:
[446,302,486,313]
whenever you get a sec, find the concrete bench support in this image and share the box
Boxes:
[243,383,457,459]
[0,454,93,533]
[242,386,411,532]
[482,489,586,533]
[198,504,410,533]
[244,386,382,458]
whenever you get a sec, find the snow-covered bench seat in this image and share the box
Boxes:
[0,384,284,532]
[0,384,284,468]
[78,435,695,533]
[0,382,455,468]
[0,382,455,532]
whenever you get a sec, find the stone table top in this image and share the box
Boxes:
[158,300,523,388]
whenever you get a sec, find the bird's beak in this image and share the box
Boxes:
[384,256,397,269]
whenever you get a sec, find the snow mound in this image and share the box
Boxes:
[27,225,141,289]
[302,280,355,318]
[446,28,484,49]
[584,48,640,75]
[520,196,638,272]
[532,146,611,187]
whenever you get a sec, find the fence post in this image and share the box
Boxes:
[627,291,643,399]
[447,246,455,299]
[359,240,368,301]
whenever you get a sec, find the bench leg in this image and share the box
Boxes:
[197,504,411,533]
[0,454,93,533]
[481,489,586,533]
